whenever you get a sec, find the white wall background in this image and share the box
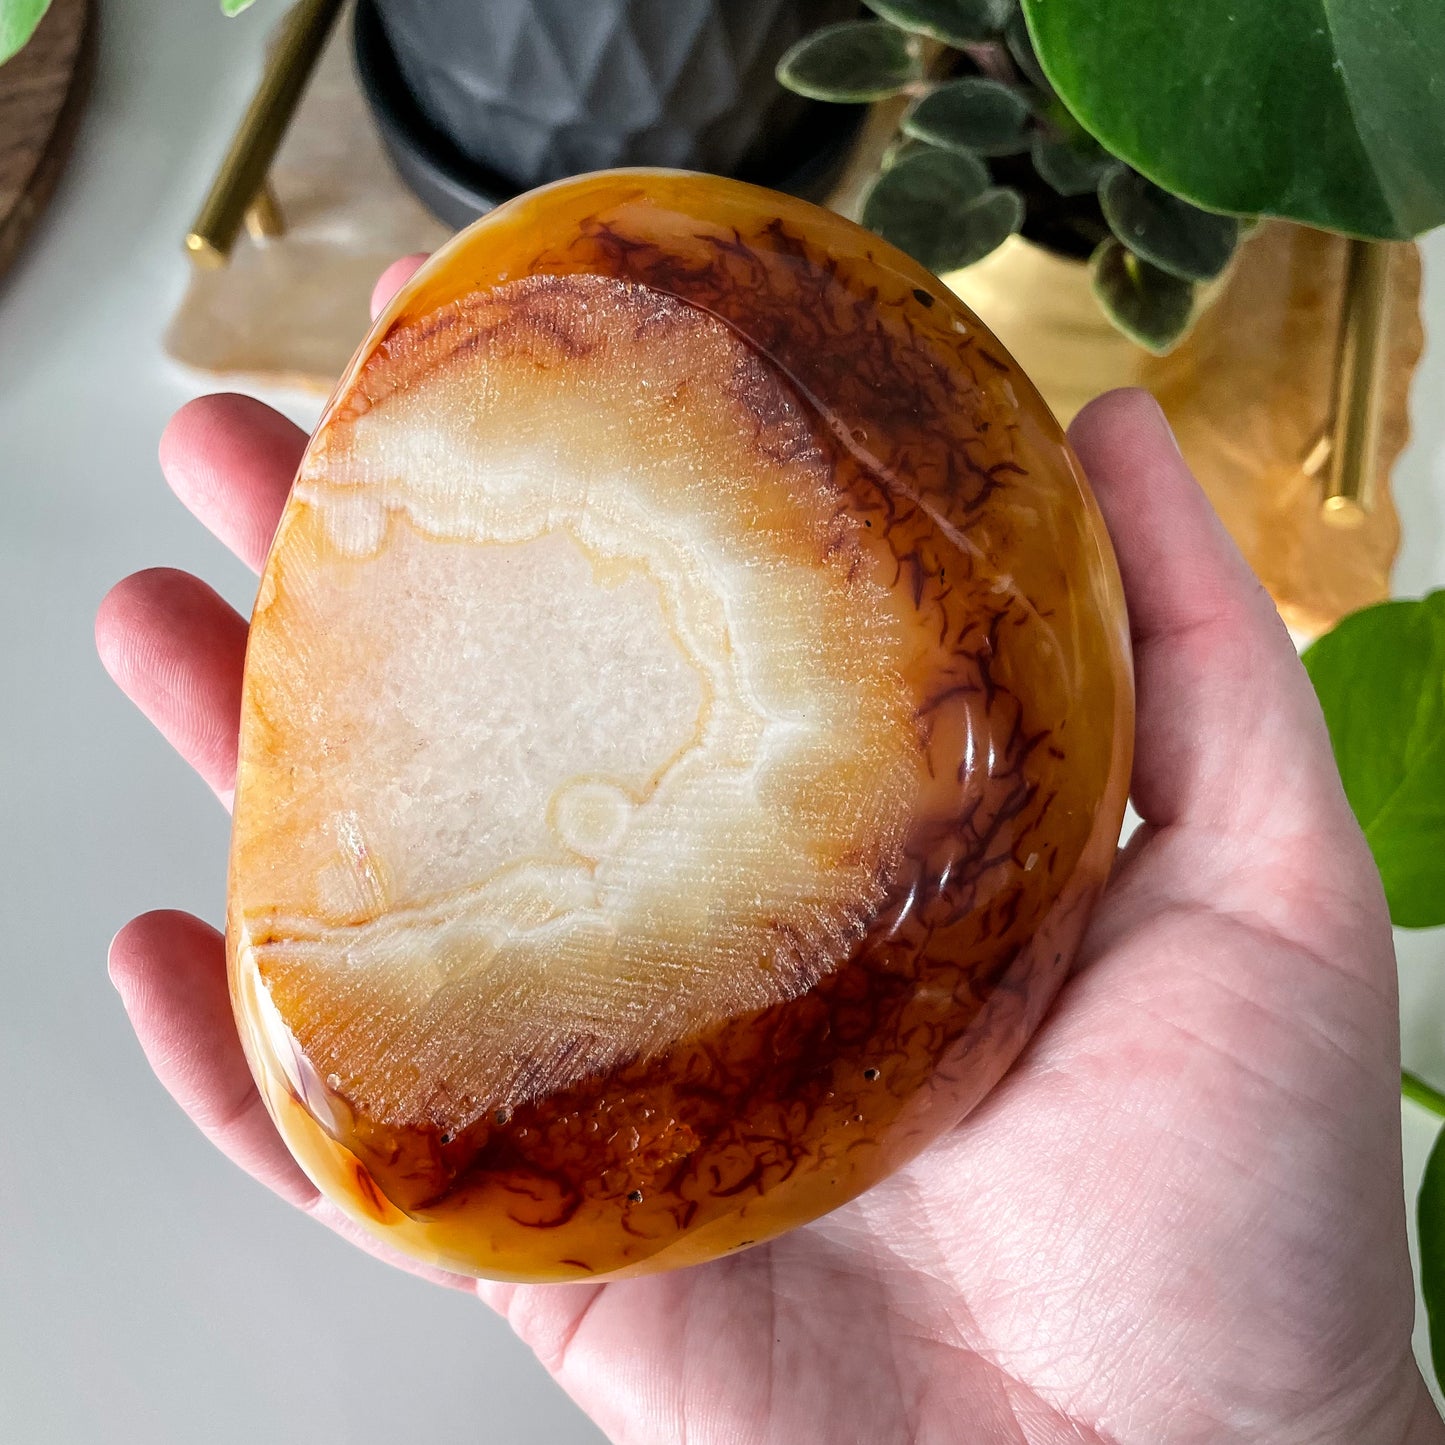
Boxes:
[0,1,1440,1438]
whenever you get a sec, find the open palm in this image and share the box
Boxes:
[98,262,1438,1445]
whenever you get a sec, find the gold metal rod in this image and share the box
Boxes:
[185,0,343,267]
[244,181,286,241]
[1322,238,1394,526]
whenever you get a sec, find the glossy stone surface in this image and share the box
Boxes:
[227,170,1133,1281]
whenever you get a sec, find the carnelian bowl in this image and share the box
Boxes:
[227,170,1133,1280]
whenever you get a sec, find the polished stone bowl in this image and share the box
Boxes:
[227,170,1133,1281]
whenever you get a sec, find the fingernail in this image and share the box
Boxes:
[106,926,126,994]
[1140,391,1184,461]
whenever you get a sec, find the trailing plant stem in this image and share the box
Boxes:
[1404,1071,1445,1120]
[961,41,1018,87]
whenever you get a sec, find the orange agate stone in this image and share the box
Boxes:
[227,170,1132,1281]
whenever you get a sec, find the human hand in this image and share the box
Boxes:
[98,257,1441,1445]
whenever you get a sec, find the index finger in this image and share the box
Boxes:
[159,256,433,575]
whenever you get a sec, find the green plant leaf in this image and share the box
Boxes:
[863,0,1014,47]
[1419,1122,1445,1391]
[1099,167,1239,282]
[1302,592,1445,929]
[1032,134,1111,197]
[881,136,929,171]
[0,0,51,64]
[1003,7,1050,94]
[944,186,1025,267]
[1019,0,1445,241]
[902,77,1032,157]
[863,148,991,243]
[776,20,919,103]
[863,151,1020,273]
[1090,239,1195,354]
[220,0,257,14]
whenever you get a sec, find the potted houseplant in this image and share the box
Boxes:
[779,2,1238,356]
[777,0,1443,633]
[779,0,1442,358]
[354,0,865,227]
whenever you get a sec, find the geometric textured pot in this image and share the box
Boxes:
[360,0,862,226]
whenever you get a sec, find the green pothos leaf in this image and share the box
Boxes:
[863,0,1014,47]
[0,0,51,64]
[1020,0,1445,240]
[1090,239,1196,354]
[776,20,919,103]
[1303,592,1445,929]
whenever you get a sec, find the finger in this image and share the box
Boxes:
[96,568,247,805]
[160,395,306,574]
[1069,389,1340,833]
[109,911,319,1208]
[306,1201,477,1292]
[110,912,475,1292]
[159,255,430,573]
[371,253,429,320]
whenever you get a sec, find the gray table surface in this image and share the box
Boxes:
[1,1,1442,1440]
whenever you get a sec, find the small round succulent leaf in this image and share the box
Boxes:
[903,77,1033,157]
[934,186,1027,270]
[864,0,1015,46]
[1099,166,1239,281]
[1090,238,1197,353]
[1032,133,1113,197]
[882,136,931,171]
[776,20,919,102]
[865,156,1021,274]
[1004,7,1051,92]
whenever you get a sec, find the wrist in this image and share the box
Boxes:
[1403,1368,1445,1445]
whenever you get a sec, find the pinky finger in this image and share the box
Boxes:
[109,911,476,1292]
[371,253,430,321]
[109,910,319,1208]
[95,569,247,805]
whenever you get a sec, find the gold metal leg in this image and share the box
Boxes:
[244,182,286,242]
[1321,239,1395,526]
[184,0,343,267]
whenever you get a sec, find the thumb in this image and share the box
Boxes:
[1069,389,1345,838]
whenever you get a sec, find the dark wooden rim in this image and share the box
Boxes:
[0,0,97,284]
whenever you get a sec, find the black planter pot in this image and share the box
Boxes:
[355,0,863,229]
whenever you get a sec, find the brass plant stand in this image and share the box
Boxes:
[943,230,1420,635]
